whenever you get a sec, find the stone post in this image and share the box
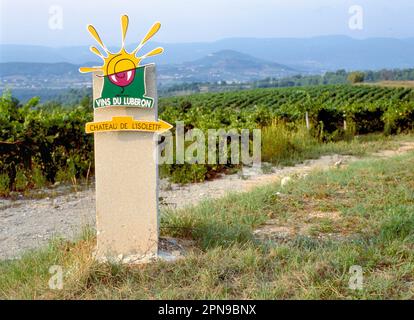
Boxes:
[92,65,159,262]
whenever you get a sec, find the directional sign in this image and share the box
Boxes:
[85,116,173,134]
[80,15,166,262]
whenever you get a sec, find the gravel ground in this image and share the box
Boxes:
[1,142,413,260]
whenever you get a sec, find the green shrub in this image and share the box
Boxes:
[0,174,10,196]
[55,167,72,183]
[2,84,414,191]
[383,102,414,134]
[347,71,365,84]
[161,163,209,184]
[15,170,29,191]
[31,166,47,189]
[261,120,318,165]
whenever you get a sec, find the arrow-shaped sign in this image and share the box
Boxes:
[85,116,173,134]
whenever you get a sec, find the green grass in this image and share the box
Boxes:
[1,150,414,299]
[261,122,410,167]
[161,129,411,184]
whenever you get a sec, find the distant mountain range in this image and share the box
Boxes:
[0,62,82,77]
[0,62,90,91]
[157,50,297,83]
[2,35,414,102]
[0,50,297,90]
[2,35,414,72]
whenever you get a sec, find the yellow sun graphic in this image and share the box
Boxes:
[79,15,164,78]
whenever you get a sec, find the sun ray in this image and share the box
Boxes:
[80,16,164,75]
[87,25,110,54]
[90,46,105,59]
[138,47,164,61]
[79,66,103,73]
[132,22,161,55]
[121,15,129,49]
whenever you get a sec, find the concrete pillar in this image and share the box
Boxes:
[92,65,159,262]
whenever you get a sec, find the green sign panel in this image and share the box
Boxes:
[94,66,154,108]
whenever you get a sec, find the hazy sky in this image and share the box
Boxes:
[1,0,413,46]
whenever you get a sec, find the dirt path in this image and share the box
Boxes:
[1,142,414,260]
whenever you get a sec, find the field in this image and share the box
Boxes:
[1,81,414,300]
[160,84,414,110]
[160,84,414,136]
[1,150,413,299]
[359,81,414,89]
[2,84,414,193]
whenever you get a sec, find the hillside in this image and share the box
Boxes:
[0,62,90,92]
[159,84,414,112]
[0,62,80,77]
[0,51,297,97]
[2,36,414,72]
[158,50,297,83]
